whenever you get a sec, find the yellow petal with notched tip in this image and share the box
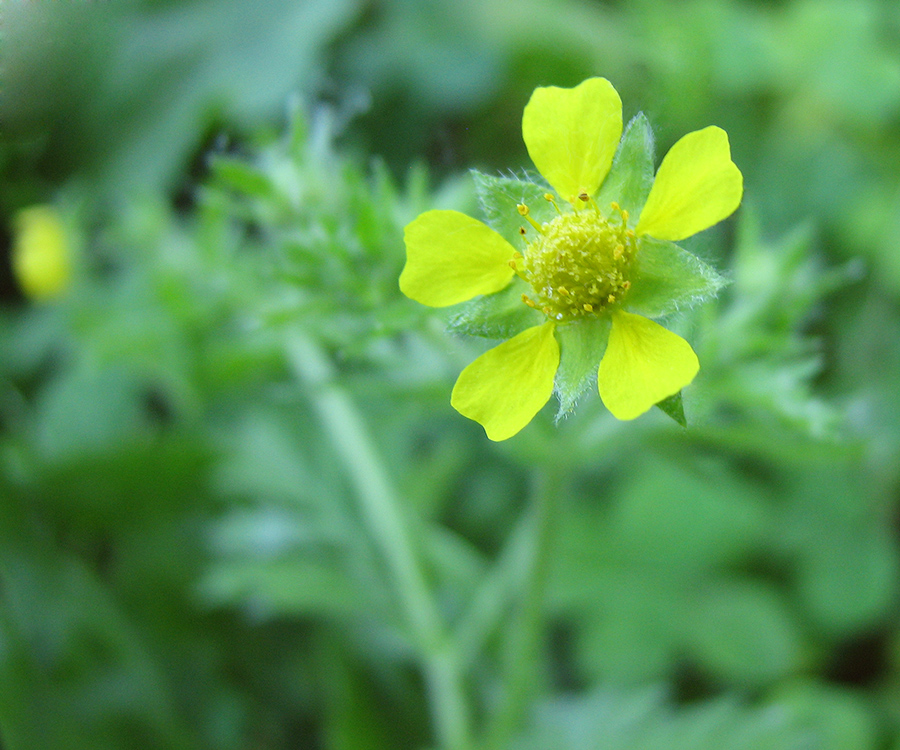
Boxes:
[635,126,742,241]
[598,311,699,420]
[400,210,517,307]
[522,78,622,205]
[451,322,559,441]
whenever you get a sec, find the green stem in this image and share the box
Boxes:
[453,496,541,670]
[286,333,471,750]
[483,469,557,749]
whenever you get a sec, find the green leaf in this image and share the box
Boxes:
[772,683,878,750]
[656,390,686,426]
[797,527,899,635]
[596,112,655,222]
[626,237,728,318]
[471,169,555,246]
[553,316,611,420]
[516,688,827,750]
[446,277,543,339]
[685,582,803,687]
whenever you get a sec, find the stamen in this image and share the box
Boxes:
[509,257,528,281]
[578,193,600,213]
[544,193,562,215]
[516,203,544,233]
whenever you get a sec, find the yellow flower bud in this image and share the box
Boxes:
[12,205,71,301]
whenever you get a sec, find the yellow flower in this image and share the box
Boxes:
[12,205,71,301]
[401,78,742,440]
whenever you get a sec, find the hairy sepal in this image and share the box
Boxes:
[472,170,555,246]
[627,237,728,318]
[447,277,544,339]
[553,317,611,421]
[596,113,655,224]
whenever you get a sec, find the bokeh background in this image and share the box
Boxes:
[2,1,900,748]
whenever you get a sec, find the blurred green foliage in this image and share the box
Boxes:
[2,0,900,749]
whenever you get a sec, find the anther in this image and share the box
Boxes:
[557,286,569,296]
[519,226,527,235]
[621,209,629,224]
[508,259,518,270]
[622,280,631,290]
[583,303,593,312]
[522,294,537,308]
[608,294,616,304]
[578,192,590,203]
[610,201,621,212]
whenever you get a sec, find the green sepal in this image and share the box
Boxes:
[626,237,728,318]
[596,113,655,224]
[471,169,555,246]
[553,316,611,421]
[656,390,687,427]
[446,277,544,339]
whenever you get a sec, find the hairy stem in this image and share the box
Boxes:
[287,333,471,750]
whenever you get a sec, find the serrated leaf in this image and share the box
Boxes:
[446,277,543,339]
[596,112,655,222]
[656,390,686,426]
[553,316,611,419]
[626,237,728,318]
[471,169,555,246]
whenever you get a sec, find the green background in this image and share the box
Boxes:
[2,1,899,748]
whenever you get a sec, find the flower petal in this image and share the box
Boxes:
[522,77,623,204]
[451,322,559,441]
[635,126,743,241]
[400,210,516,307]
[598,311,699,420]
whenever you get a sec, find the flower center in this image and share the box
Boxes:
[518,200,637,321]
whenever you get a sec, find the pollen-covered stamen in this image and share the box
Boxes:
[520,205,638,321]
